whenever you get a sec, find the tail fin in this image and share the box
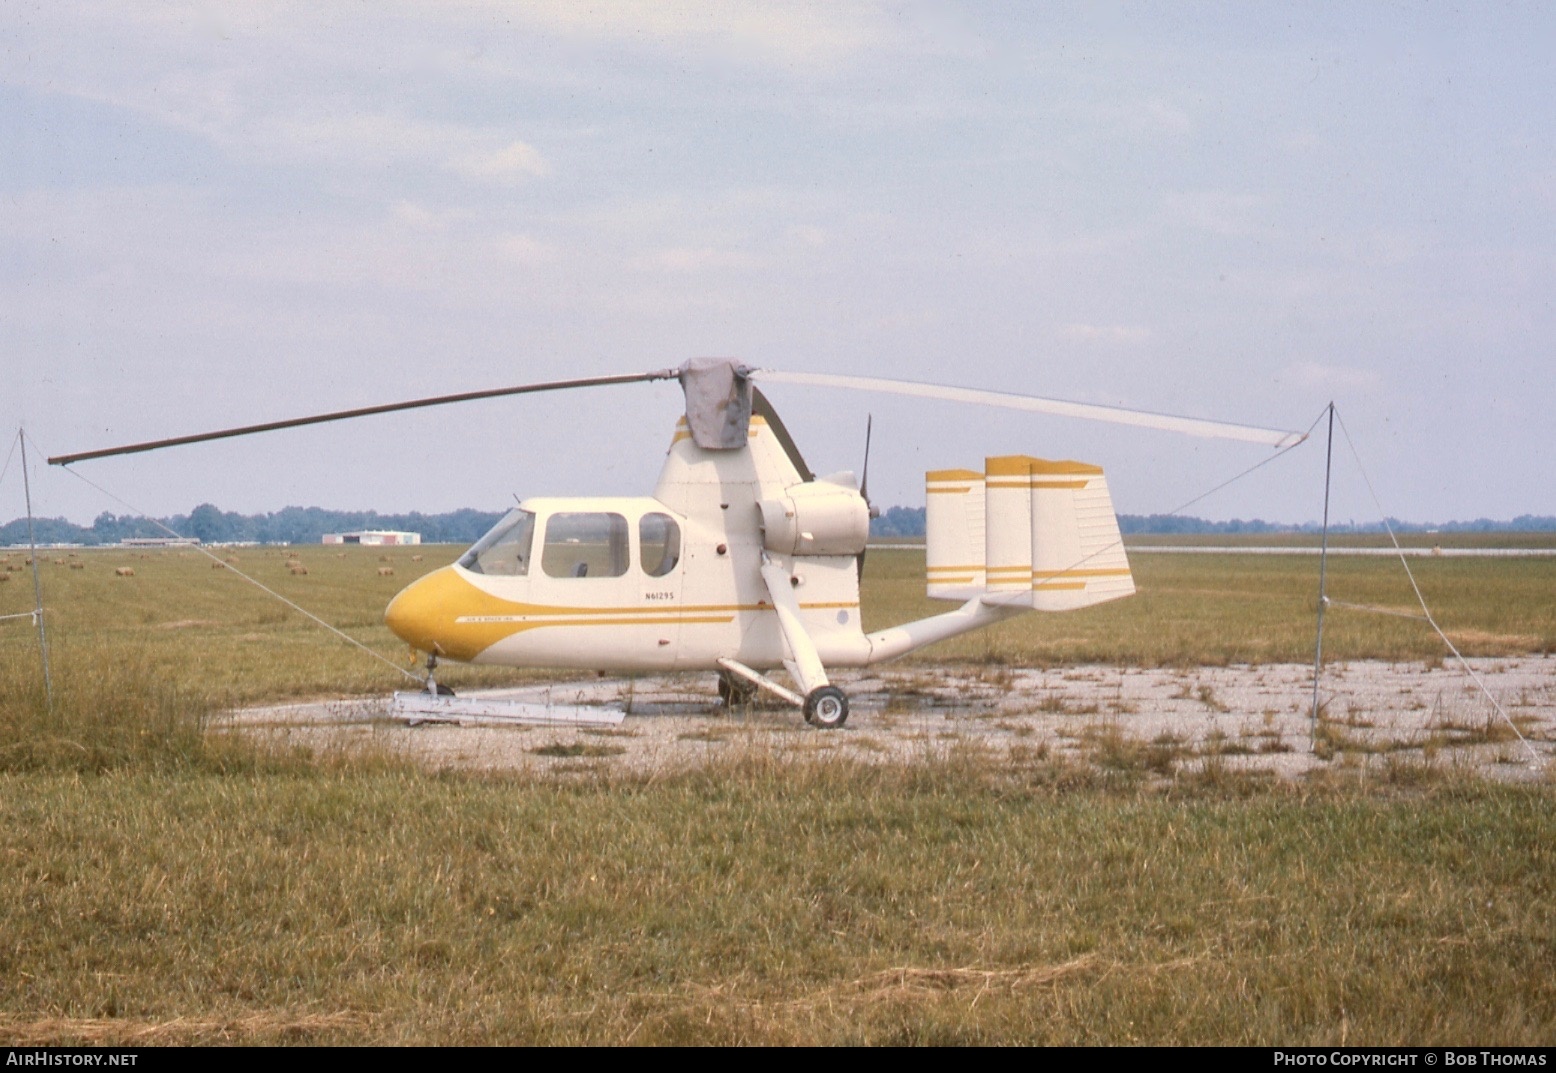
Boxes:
[926,469,986,600]
[926,455,1134,611]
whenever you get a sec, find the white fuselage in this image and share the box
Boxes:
[384,415,875,673]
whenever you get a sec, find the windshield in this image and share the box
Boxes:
[458,509,536,576]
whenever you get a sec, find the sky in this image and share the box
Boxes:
[3,2,1553,531]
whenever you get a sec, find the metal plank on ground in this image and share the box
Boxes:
[390,692,625,727]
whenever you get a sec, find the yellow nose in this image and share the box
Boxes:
[384,566,461,656]
[384,566,523,663]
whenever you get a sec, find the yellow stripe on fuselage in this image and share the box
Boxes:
[384,566,859,662]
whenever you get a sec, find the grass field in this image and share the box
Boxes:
[0,540,1552,1044]
[4,538,1553,704]
[1124,531,1556,550]
[864,543,1556,666]
[2,762,1551,1046]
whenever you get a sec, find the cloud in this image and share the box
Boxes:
[1060,323,1151,345]
[1280,362,1383,392]
[509,0,894,69]
[390,200,478,230]
[1161,191,1269,238]
[493,233,552,265]
[448,140,550,181]
[260,111,549,183]
[788,225,829,248]
[642,246,760,272]
[1058,96,1195,140]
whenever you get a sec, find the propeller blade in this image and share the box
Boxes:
[752,370,1307,448]
[856,414,877,584]
[49,369,679,466]
[860,414,873,506]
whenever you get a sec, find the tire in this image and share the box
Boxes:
[803,685,849,729]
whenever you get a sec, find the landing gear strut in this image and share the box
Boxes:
[424,652,455,696]
[716,658,848,730]
[717,669,758,708]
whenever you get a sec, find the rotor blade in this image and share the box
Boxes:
[48,369,680,466]
[753,370,1307,448]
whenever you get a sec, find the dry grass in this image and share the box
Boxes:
[4,544,1553,714]
[0,545,554,706]
[862,546,1556,666]
[0,760,1551,1045]
[1,540,1553,1044]
[0,1011,373,1046]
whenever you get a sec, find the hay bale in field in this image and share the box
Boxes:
[290,565,308,576]
[211,561,227,569]
[377,567,394,577]
[69,562,85,570]
[411,554,424,562]
[115,567,136,577]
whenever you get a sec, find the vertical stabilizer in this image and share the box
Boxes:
[985,455,1037,598]
[1025,459,1133,611]
[926,469,986,600]
[923,455,1133,610]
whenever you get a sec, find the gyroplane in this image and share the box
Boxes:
[51,359,1303,728]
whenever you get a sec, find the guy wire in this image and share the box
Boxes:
[55,460,425,687]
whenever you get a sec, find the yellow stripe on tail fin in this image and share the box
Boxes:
[924,457,1133,610]
[925,469,985,600]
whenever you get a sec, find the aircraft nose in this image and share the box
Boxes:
[384,566,456,654]
[384,565,520,663]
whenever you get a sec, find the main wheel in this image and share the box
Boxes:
[803,685,849,729]
[717,670,757,708]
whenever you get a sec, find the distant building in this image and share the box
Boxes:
[121,537,201,547]
[323,530,421,546]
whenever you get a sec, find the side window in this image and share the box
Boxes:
[640,513,681,578]
[541,513,630,579]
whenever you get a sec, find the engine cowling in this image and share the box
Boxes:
[758,478,870,556]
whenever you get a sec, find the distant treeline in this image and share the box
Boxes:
[0,505,505,547]
[1116,514,1556,536]
[4,504,1556,546]
[869,508,1556,539]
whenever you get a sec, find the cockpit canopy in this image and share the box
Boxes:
[458,502,682,580]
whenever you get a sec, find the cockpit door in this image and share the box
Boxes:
[635,511,684,667]
[520,507,686,671]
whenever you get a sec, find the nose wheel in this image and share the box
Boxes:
[424,652,456,696]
